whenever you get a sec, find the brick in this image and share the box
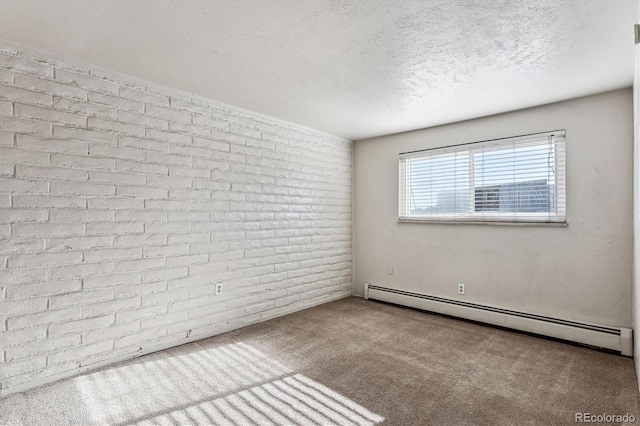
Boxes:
[14,73,87,100]
[119,136,167,153]
[169,98,210,115]
[115,210,166,222]
[168,122,209,137]
[2,356,47,378]
[1,360,82,389]
[46,236,112,250]
[50,181,115,196]
[7,307,82,330]
[146,129,191,145]
[53,125,118,145]
[47,340,113,365]
[114,326,166,348]
[0,297,47,316]
[83,321,141,343]
[167,316,209,335]
[169,297,211,313]
[142,266,188,283]
[169,188,210,200]
[167,143,210,159]
[0,238,43,254]
[116,185,167,199]
[13,195,84,209]
[4,334,80,360]
[141,288,185,306]
[231,123,261,138]
[90,144,146,162]
[146,104,191,122]
[83,271,141,289]
[119,110,170,130]
[18,165,81,188]
[211,129,245,145]
[0,55,53,78]
[6,279,81,299]
[0,116,51,135]
[141,310,187,328]
[53,97,117,119]
[192,115,230,131]
[87,198,144,210]
[113,233,165,247]
[89,170,145,186]
[12,223,84,238]
[48,259,116,280]
[0,44,353,393]
[2,326,47,347]
[88,117,144,137]
[114,281,165,298]
[192,136,230,152]
[146,175,191,189]
[114,257,165,272]
[0,131,14,147]
[0,98,11,115]
[145,199,190,211]
[9,251,82,267]
[193,157,229,172]
[88,91,144,112]
[168,211,208,222]
[54,69,118,94]
[51,153,115,171]
[50,209,114,223]
[84,247,141,263]
[115,304,167,324]
[119,86,169,107]
[48,314,114,336]
[14,104,87,127]
[0,268,46,285]
[0,148,46,167]
[0,84,53,106]
[16,134,89,154]
[0,177,48,194]
[142,244,189,257]
[169,166,209,179]
[86,222,142,235]
[0,68,12,84]
[83,296,140,317]
[117,159,167,176]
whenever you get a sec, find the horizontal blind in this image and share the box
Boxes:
[398,130,566,223]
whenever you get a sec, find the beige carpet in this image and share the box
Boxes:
[1,297,638,425]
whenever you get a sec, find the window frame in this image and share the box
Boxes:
[398,130,566,226]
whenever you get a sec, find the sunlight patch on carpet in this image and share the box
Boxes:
[74,342,383,425]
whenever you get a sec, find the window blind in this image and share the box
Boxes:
[398,130,566,223]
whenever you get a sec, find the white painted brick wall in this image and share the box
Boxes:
[0,44,352,394]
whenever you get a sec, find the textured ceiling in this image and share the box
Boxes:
[0,0,636,140]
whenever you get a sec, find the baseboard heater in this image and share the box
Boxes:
[364,284,633,356]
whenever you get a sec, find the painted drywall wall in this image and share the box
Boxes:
[0,42,352,395]
[633,3,640,387]
[354,89,633,328]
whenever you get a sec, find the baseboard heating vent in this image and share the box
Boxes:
[364,283,633,356]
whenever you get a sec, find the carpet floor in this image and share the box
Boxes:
[0,296,638,426]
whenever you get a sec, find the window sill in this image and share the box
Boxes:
[397,218,568,227]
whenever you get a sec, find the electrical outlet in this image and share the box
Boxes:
[387,265,394,275]
[457,283,465,295]
[214,283,223,296]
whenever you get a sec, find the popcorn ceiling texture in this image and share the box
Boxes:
[0,43,352,394]
[0,1,634,140]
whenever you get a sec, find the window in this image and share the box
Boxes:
[398,130,566,224]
